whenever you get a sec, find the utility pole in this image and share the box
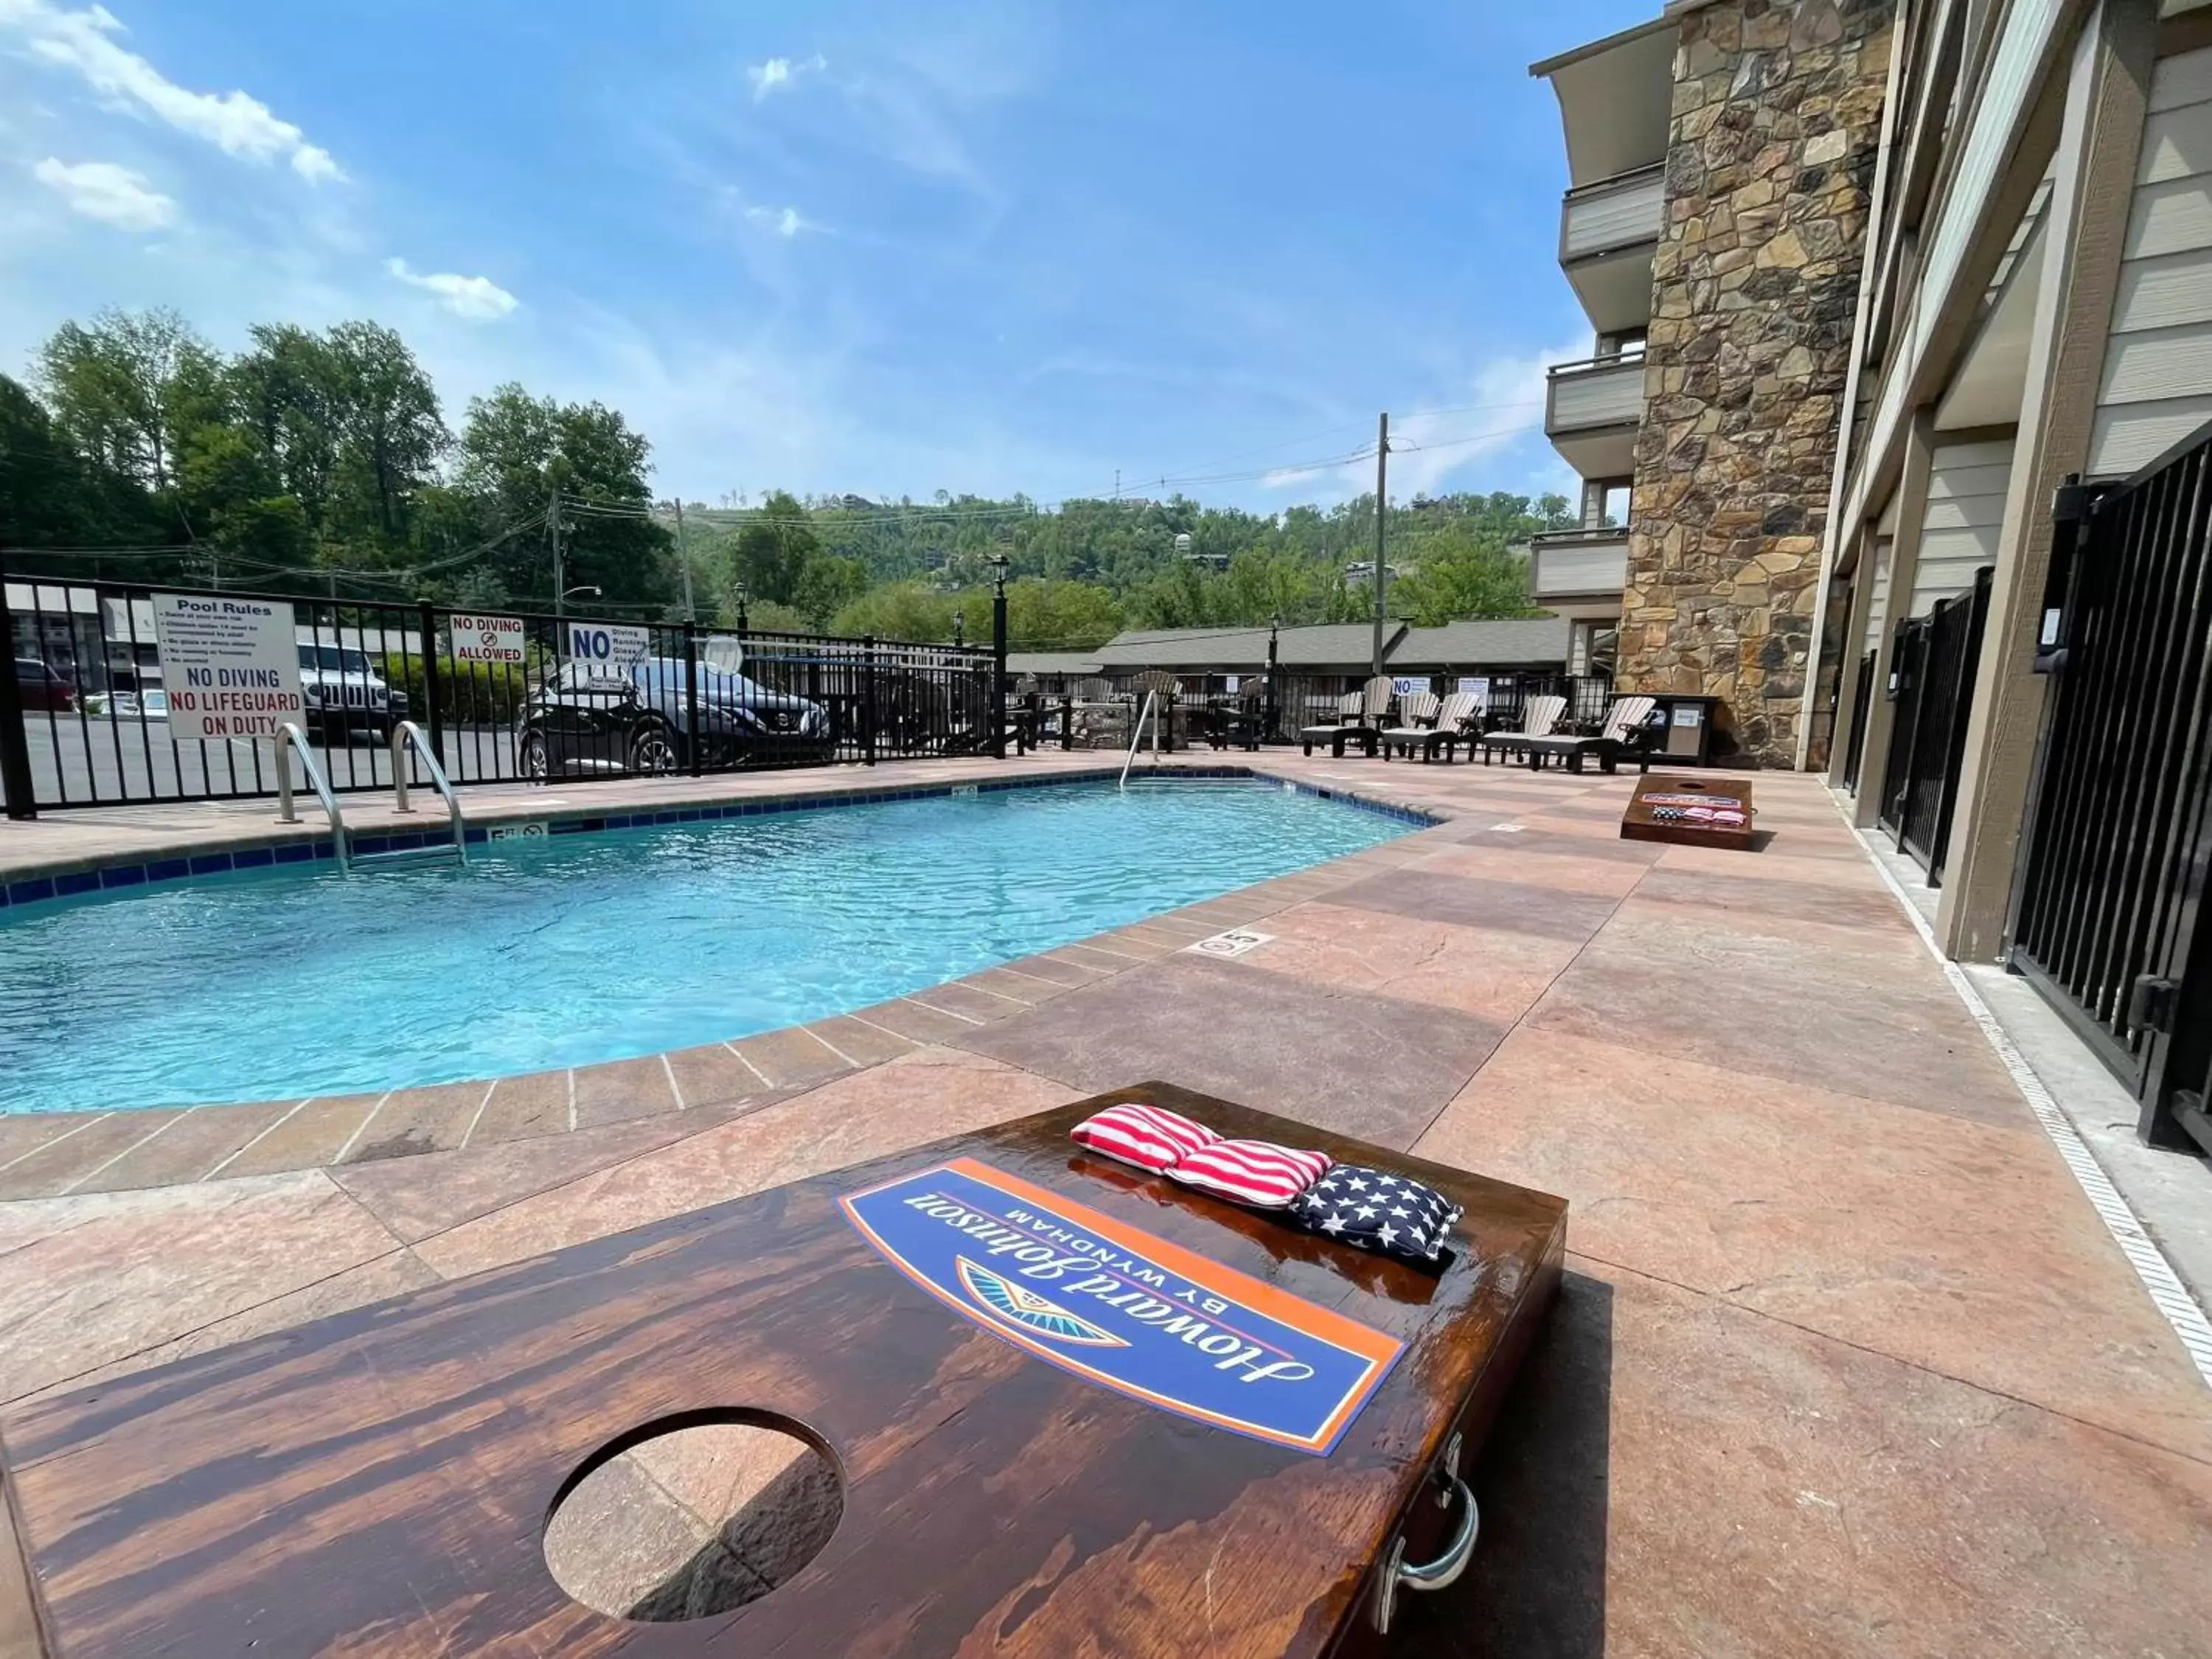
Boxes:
[1371,411,1388,675]
[675,498,694,622]
[549,484,565,625]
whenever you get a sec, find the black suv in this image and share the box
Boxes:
[518,656,832,777]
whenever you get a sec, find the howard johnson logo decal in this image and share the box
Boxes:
[840,1158,1403,1454]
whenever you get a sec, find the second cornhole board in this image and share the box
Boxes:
[1620,771,1758,850]
[0,1082,1567,1658]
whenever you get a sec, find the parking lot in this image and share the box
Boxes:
[20,716,522,807]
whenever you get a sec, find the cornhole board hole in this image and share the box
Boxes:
[0,1082,1567,1658]
[1620,771,1758,850]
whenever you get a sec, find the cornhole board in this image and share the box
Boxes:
[1620,771,1758,850]
[0,1082,1567,1658]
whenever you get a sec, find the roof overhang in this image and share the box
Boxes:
[1935,208,2048,431]
[1529,16,1676,187]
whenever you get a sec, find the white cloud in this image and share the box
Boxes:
[743,204,813,237]
[384,257,518,321]
[0,0,344,181]
[747,52,824,100]
[1258,341,1584,501]
[31,154,173,229]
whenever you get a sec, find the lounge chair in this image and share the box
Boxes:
[1410,689,1488,762]
[1377,691,1442,760]
[1522,695,1659,774]
[1299,675,1394,758]
[1476,694,1568,766]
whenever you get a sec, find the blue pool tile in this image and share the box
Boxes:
[464,827,489,844]
[55,870,102,897]
[232,847,276,869]
[7,877,55,906]
[272,842,315,864]
[189,852,234,875]
[146,857,192,884]
[99,864,147,889]
[603,815,632,830]
[678,809,702,822]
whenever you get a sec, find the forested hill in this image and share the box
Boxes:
[1,306,1575,650]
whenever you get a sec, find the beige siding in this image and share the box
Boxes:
[1911,442,2014,613]
[1865,540,1893,651]
[2092,48,2212,476]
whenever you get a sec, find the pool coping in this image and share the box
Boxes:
[0,756,1458,1195]
[0,759,1436,911]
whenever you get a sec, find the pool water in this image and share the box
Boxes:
[0,781,1413,1113]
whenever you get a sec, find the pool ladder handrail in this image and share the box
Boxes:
[274,720,350,871]
[1118,689,1160,790]
[390,720,468,866]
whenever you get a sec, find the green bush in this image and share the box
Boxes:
[380,652,529,727]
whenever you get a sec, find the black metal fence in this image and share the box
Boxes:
[0,576,998,816]
[1876,569,1992,880]
[2012,420,2212,1153]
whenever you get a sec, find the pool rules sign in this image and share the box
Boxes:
[152,594,306,742]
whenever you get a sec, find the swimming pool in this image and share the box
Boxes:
[0,779,1414,1113]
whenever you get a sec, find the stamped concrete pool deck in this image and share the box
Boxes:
[1,751,2208,1656]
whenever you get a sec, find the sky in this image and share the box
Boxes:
[0,0,1655,513]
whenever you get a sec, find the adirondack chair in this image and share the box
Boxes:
[1476,693,1568,766]
[1377,690,1443,761]
[1128,669,1180,752]
[1201,680,1267,751]
[1299,676,1395,758]
[1405,689,1488,763]
[1523,694,1660,774]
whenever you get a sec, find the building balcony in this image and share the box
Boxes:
[1530,526,1630,602]
[1560,164,1663,335]
[1544,352,1645,479]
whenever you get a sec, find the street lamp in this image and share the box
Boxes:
[987,555,1011,759]
[953,612,965,648]
[562,585,602,604]
[735,582,751,633]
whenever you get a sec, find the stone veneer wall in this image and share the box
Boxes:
[1621,0,1893,766]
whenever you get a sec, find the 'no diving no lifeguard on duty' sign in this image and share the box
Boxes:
[841,1158,1404,1454]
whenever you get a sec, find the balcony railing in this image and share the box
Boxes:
[1530,528,1630,599]
[1545,352,1646,435]
[1559,163,1664,262]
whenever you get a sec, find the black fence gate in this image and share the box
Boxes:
[1875,569,1992,882]
[0,577,999,818]
[2011,418,2212,1154]
[1841,647,1877,792]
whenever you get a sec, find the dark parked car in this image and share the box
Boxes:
[13,658,77,713]
[518,655,832,777]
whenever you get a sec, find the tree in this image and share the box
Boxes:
[830,581,958,641]
[732,491,820,608]
[457,384,672,606]
[38,307,220,495]
[229,324,341,538]
[324,321,448,544]
[793,552,869,628]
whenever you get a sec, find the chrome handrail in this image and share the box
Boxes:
[1118,689,1158,790]
[274,721,349,870]
[390,720,467,865]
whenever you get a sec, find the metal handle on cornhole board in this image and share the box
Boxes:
[1371,1431,1481,1635]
